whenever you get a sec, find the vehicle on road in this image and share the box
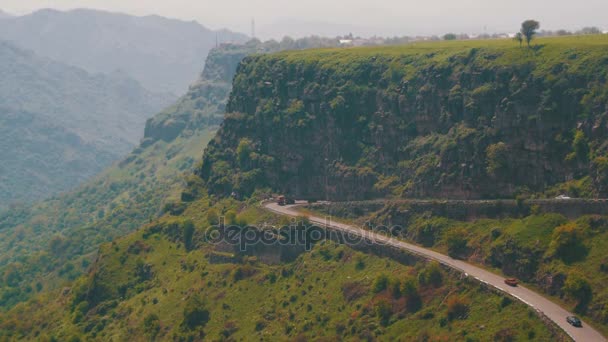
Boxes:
[567,316,583,327]
[263,201,608,341]
[277,196,295,206]
[504,278,519,287]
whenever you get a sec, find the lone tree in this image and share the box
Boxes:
[520,20,540,47]
[443,33,457,41]
[513,32,523,47]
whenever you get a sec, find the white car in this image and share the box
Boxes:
[555,195,572,200]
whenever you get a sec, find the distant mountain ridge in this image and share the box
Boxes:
[0,40,174,206]
[0,8,249,95]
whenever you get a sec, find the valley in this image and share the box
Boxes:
[0,40,174,207]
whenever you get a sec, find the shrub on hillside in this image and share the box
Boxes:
[445,228,469,259]
[401,277,422,313]
[563,272,592,312]
[182,295,210,330]
[206,208,219,225]
[548,223,587,262]
[375,298,392,326]
[418,262,443,288]
[143,313,160,338]
[447,296,470,320]
[372,274,390,293]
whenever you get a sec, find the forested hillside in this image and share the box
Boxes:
[0,44,230,309]
[3,35,608,341]
[0,8,248,94]
[0,41,173,206]
[0,198,561,341]
[0,37,345,312]
[200,36,608,201]
[0,109,113,206]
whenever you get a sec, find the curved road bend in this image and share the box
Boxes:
[263,201,606,342]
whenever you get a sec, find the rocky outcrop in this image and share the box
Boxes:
[200,45,608,200]
[142,44,252,143]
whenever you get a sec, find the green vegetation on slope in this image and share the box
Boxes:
[0,127,216,309]
[0,108,114,206]
[0,196,560,341]
[0,40,174,206]
[311,201,608,334]
[0,41,237,309]
[0,37,345,311]
[200,34,608,201]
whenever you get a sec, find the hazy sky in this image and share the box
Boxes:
[2,0,607,39]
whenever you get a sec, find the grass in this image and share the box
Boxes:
[270,34,608,69]
[0,196,560,341]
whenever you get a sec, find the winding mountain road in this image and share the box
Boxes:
[263,201,606,342]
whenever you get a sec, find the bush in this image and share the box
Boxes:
[548,223,587,262]
[143,313,160,337]
[182,220,195,251]
[447,296,470,320]
[486,142,509,177]
[255,320,267,332]
[182,296,210,330]
[572,130,590,162]
[418,262,443,288]
[445,228,468,258]
[206,209,219,225]
[225,210,237,225]
[375,298,392,326]
[236,138,254,167]
[563,272,592,312]
[372,274,390,293]
[401,277,422,313]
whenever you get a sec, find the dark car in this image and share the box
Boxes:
[567,316,582,327]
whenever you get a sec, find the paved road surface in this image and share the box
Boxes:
[263,201,606,342]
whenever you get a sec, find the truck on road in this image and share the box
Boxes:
[277,196,295,206]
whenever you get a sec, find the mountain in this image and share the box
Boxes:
[0,43,247,310]
[0,8,248,95]
[1,35,607,341]
[196,35,608,332]
[0,37,344,310]
[0,40,174,206]
[199,36,608,201]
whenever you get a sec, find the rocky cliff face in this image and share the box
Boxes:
[200,43,608,200]
[142,38,346,145]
